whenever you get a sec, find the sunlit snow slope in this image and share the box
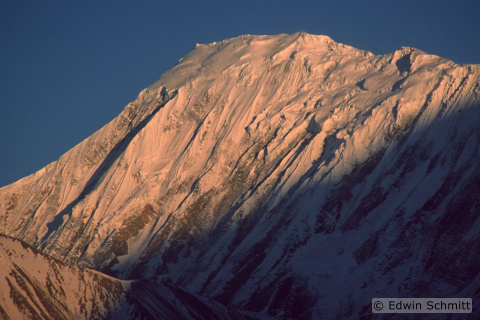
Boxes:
[0,234,257,320]
[1,32,480,319]
[0,233,126,319]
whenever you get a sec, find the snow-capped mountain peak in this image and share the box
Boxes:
[1,33,480,319]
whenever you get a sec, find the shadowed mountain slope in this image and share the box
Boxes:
[1,32,480,319]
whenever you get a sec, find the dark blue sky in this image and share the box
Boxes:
[1,0,479,187]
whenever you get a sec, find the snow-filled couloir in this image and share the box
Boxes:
[1,32,480,319]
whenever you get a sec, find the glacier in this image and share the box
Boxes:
[1,32,480,319]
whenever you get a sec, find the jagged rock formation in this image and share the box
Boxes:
[1,32,480,319]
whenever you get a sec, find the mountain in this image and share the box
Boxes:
[1,32,480,319]
[0,234,260,320]
[0,234,125,319]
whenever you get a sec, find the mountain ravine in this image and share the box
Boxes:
[1,32,480,319]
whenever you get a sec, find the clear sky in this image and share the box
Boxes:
[1,0,479,188]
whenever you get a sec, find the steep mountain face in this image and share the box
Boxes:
[1,32,480,319]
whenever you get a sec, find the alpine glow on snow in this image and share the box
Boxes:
[1,33,480,319]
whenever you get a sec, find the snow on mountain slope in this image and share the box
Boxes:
[0,234,261,320]
[1,32,480,319]
[0,233,126,319]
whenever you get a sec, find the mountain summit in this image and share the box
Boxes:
[1,33,480,319]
